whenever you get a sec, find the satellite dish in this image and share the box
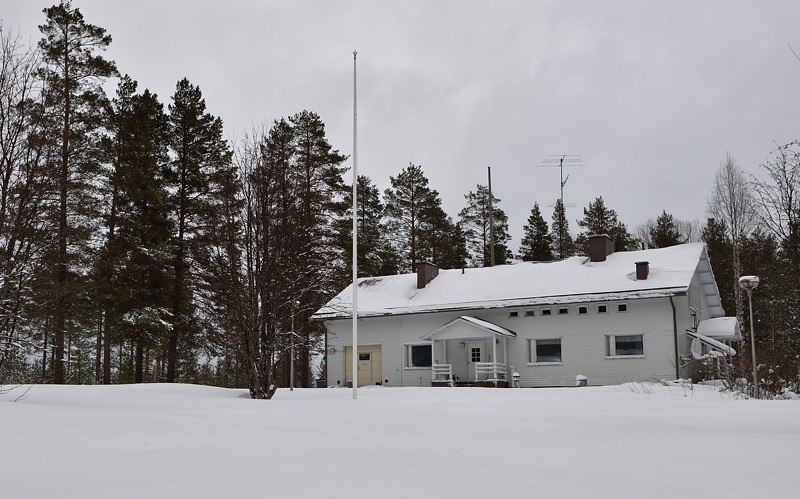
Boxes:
[690,338,703,359]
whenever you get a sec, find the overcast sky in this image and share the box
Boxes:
[4,0,800,249]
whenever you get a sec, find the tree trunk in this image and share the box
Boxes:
[135,340,144,383]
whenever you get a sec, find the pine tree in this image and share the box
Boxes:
[335,175,398,278]
[649,210,682,248]
[103,78,172,383]
[550,199,575,259]
[37,0,118,383]
[575,196,635,254]
[702,218,734,316]
[165,78,231,383]
[458,184,511,266]
[519,202,553,261]
[286,110,347,388]
[384,163,439,272]
[422,203,468,269]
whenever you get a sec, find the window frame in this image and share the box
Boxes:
[605,333,645,358]
[578,306,589,315]
[528,337,563,365]
[540,308,552,317]
[558,307,569,315]
[405,343,433,369]
[597,304,608,314]
[617,303,628,313]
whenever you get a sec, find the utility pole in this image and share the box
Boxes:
[488,166,495,267]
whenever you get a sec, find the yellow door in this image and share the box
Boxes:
[344,345,382,386]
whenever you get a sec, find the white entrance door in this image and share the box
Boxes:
[466,341,485,381]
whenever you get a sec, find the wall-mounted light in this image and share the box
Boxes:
[459,342,465,348]
[329,347,336,354]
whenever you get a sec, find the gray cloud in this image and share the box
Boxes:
[4,0,799,249]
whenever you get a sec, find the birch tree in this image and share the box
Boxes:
[706,153,758,341]
[0,27,53,382]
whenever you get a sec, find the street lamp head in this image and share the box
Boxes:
[738,275,760,290]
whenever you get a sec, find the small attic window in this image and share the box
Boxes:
[617,303,628,313]
[597,305,608,314]
[558,307,569,315]
[525,310,536,317]
[578,306,588,315]
[541,308,552,316]
[509,311,519,318]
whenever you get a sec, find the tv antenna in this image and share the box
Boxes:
[537,155,585,209]
[536,155,585,259]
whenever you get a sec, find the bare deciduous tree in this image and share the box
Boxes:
[706,152,758,341]
[0,26,53,382]
[751,141,800,248]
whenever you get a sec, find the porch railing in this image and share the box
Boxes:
[475,362,508,381]
[432,364,453,382]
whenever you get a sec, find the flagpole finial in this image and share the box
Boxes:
[354,49,357,58]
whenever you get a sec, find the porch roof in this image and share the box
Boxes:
[696,317,741,341]
[688,330,737,356]
[420,316,516,341]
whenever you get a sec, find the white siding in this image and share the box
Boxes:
[326,295,689,388]
[505,297,679,387]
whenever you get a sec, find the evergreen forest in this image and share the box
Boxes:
[1,2,798,397]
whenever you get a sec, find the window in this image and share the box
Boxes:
[509,311,519,318]
[407,344,432,367]
[525,310,536,317]
[470,347,481,363]
[606,334,644,357]
[578,306,588,315]
[597,305,608,314]
[531,338,562,363]
[617,303,628,313]
[359,353,371,361]
[558,307,569,315]
[541,308,552,316]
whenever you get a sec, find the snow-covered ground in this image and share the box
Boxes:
[1,383,797,499]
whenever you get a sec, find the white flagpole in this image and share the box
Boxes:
[352,50,358,400]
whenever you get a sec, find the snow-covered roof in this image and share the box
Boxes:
[420,316,517,340]
[314,243,723,320]
[697,317,740,341]
[688,331,737,356]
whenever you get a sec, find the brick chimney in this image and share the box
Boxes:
[588,234,615,262]
[416,261,439,289]
[636,261,650,280]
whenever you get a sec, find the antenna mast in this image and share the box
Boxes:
[537,154,585,259]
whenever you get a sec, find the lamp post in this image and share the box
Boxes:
[739,275,760,399]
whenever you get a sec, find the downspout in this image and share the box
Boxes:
[669,296,680,379]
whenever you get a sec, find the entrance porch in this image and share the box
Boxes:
[421,316,516,388]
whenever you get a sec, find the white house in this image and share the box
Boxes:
[313,235,739,388]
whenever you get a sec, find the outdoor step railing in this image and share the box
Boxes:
[432,364,453,382]
[475,362,508,381]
